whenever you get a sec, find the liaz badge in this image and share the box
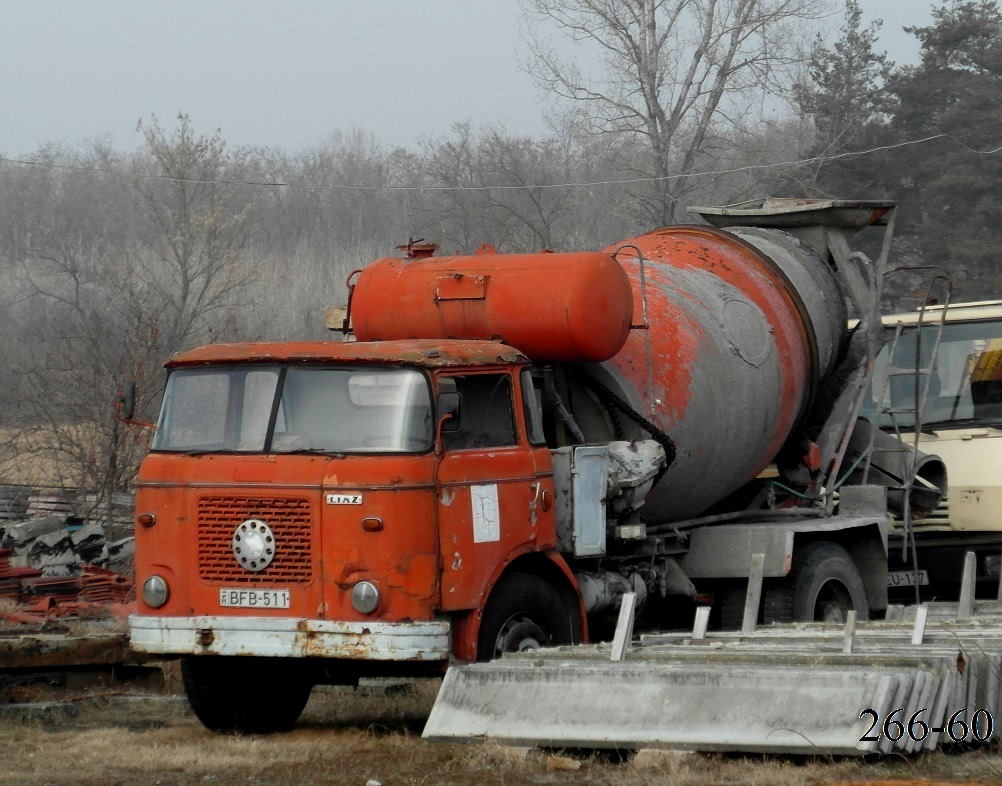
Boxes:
[326,493,363,505]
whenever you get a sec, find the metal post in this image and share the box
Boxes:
[742,553,765,634]
[842,610,857,654]
[911,605,929,645]
[611,592,637,662]
[692,606,711,641]
[996,546,1002,602]
[959,551,977,619]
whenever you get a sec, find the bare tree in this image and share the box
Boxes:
[249,130,404,256]
[419,123,501,252]
[0,117,260,494]
[478,127,579,249]
[0,142,146,492]
[419,123,580,252]
[521,0,827,224]
[134,113,255,350]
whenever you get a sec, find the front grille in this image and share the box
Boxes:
[892,495,952,531]
[197,496,314,584]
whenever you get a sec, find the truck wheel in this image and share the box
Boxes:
[764,542,869,624]
[716,581,750,630]
[477,572,582,661]
[181,656,313,733]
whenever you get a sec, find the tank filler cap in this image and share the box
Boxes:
[396,238,439,259]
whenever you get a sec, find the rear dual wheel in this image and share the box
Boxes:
[764,542,869,624]
[715,542,869,628]
[181,655,314,733]
[716,581,748,630]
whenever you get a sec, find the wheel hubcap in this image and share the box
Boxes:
[815,581,853,623]
[494,615,548,656]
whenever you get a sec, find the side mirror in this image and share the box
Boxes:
[119,381,137,422]
[437,391,461,433]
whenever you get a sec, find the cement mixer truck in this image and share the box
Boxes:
[128,198,943,733]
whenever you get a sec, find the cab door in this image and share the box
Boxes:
[435,371,540,610]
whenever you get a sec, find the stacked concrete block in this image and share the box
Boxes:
[105,536,135,575]
[0,485,134,578]
[82,492,136,542]
[26,491,75,518]
[70,524,107,564]
[425,605,1002,756]
[1,516,66,549]
[28,529,77,576]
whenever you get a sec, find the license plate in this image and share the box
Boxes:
[887,570,929,587]
[219,589,291,608]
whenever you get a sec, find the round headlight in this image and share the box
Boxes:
[350,581,380,614]
[142,575,170,608]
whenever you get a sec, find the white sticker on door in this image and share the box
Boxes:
[471,483,500,543]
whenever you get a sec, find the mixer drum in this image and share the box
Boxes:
[597,225,847,520]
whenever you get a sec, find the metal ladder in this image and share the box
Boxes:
[864,270,952,603]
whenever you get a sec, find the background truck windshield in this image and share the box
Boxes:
[152,365,433,453]
[868,320,1002,428]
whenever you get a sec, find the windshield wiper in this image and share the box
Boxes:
[919,417,1001,431]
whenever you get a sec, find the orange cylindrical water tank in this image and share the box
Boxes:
[351,252,634,363]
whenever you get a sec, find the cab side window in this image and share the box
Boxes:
[442,374,517,450]
[521,369,547,446]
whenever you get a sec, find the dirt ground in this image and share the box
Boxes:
[2,667,1002,786]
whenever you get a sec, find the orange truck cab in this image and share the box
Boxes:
[130,338,584,731]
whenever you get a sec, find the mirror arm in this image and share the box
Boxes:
[434,413,454,455]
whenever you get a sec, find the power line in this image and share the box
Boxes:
[1,130,1001,193]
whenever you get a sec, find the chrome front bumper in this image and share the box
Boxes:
[129,615,452,661]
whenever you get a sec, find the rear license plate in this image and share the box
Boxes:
[219,589,291,608]
[887,570,929,587]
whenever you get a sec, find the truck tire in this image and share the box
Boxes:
[716,580,751,630]
[181,656,313,733]
[764,542,869,624]
[477,572,582,661]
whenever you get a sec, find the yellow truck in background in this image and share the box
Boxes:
[869,300,1002,597]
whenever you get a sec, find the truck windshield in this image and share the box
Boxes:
[152,365,434,454]
[867,320,1002,429]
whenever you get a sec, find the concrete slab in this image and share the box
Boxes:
[425,612,1002,756]
[424,661,902,754]
[1,517,67,548]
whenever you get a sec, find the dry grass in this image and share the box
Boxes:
[2,680,1002,785]
[0,598,24,616]
[0,426,82,488]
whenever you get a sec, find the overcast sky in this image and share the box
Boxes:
[1,0,935,156]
